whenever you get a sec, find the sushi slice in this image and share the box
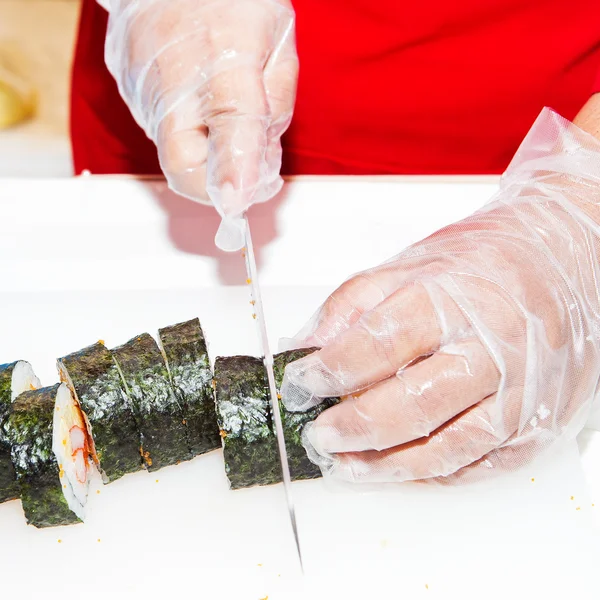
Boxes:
[57,342,142,483]
[215,350,339,490]
[215,355,280,489]
[274,349,339,481]
[7,385,80,528]
[112,333,191,471]
[0,361,41,503]
[52,383,93,520]
[158,319,220,457]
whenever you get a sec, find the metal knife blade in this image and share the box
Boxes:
[242,215,304,573]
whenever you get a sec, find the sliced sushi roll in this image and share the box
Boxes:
[215,355,280,489]
[7,385,80,528]
[158,318,220,457]
[0,361,41,503]
[52,383,93,521]
[215,350,339,490]
[57,342,142,483]
[112,333,191,471]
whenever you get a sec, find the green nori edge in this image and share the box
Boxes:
[0,363,19,503]
[7,385,80,528]
[215,349,339,490]
[58,343,142,482]
[112,334,191,471]
[159,319,220,457]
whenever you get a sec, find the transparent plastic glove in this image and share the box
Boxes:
[281,108,600,485]
[100,0,298,250]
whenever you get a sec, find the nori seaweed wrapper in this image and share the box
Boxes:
[215,355,280,489]
[274,349,339,482]
[0,363,18,503]
[112,334,191,471]
[159,319,220,457]
[215,349,339,490]
[7,385,80,528]
[58,343,142,482]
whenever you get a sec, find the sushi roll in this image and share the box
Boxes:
[57,342,142,483]
[7,385,80,528]
[158,319,220,457]
[0,361,41,503]
[215,355,280,489]
[52,383,93,521]
[112,333,191,471]
[215,349,339,490]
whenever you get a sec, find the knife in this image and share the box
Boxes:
[242,214,304,574]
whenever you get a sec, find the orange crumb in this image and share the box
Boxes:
[425,584,429,590]
[257,563,262,567]
[277,393,282,400]
[96,490,100,494]
[155,479,159,483]
[98,340,105,346]
[182,419,187,425]
[576,507,581,511]
[571,496,574,500]
[57,539,62,544]
[63,485,67,489]
[56,406,60,411]
[62,439,67,446]
[97,539,101,543]
[252,314,257,319]
[531,478,535,482]
[29,383,36,391]
[219,429,228,439]
[246,278,252,285]
[250,300,256,306]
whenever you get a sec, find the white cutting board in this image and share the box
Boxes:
[0,177,599,600]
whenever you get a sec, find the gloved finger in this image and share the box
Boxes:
[308,390,519,483]
[288,256,465,349]
[426,436,546,486]
[281,280,469,410]
[308,338,500,453]
[156,98,211,204]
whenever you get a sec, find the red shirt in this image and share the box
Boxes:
[71,0,600,177]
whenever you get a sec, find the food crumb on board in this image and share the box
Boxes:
[425,584,429,590]
[259,596,268,600]
[531,477,535,482]
[98,340,105,346]
[182,419,187,425]
[576,507,581,511]
[252,313,257,319]
[96,490,100,494]
[246,278,252,285]
[571,496,574,500]
[57,539,62,544]
[155,479,159,483]
[219,429,228,439]
[97,539,101,543]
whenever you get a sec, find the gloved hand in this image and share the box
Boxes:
[281,108,600,485]
[100,0,298,250]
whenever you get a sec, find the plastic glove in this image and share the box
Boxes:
[281,108,600,485]
[100,0,298,250]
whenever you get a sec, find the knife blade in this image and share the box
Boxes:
[242,214,304,573]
